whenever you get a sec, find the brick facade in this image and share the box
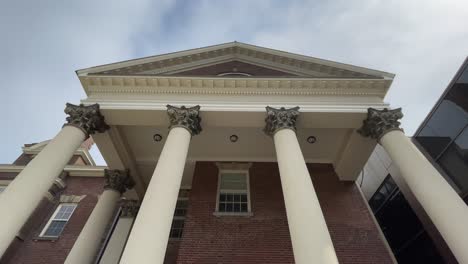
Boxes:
[173,162,393,264]
[1,158,393,263]
[1,177,105,264]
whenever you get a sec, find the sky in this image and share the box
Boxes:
[1,0,467,165]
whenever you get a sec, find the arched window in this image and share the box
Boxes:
[217,72,251,77]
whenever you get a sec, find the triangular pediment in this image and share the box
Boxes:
[171,60,298,77]
[77,42,394,80]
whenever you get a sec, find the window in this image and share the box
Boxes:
[369,175,398,213]
[0,186,6,193]
[217,72,251,77]
[169,189,190,239]
[216,170,251,214]
[40,203,77,238]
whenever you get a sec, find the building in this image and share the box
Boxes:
[360,58,468,264]
[0,42,466,264]
[0,139,109,263]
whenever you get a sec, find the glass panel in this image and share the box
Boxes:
[0,186,6,193]
[374,192,424,252]
[43,220,67,237]
[178,189,190,198]
[369,175,398,212]
[241,203,248,212]
[218,193,248,213]
[220,173,247,190]
[438,127,468,193]
[169,219,185,239]
[416,100,468,159]
[54,204,76,220]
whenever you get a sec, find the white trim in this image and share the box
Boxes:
[0,165,106,177]
[80,75,392,99]
[217,72,252,77]
[39,203,77,238]
[214,167,252,216]
[76,42,394,79]
[22,141,96,166]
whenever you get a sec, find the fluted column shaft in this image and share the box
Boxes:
[265,107,339,264]
[65,170,134,264]
[359,108,468,264]
[0,103,108,257]
[120,105,201,264]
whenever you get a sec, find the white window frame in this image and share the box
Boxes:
[39,203,77,238]
[214,168,252,216]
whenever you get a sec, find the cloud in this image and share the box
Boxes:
[1,0,467,164]
[0,0,174,164]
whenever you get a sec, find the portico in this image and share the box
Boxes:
[1,42,466,263]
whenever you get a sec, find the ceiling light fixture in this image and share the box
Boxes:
[229,135,239,143]
[153,134,163,142]
[307,136,317,144]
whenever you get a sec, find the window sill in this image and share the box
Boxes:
[33,236,58,242]
[213,212,253,217]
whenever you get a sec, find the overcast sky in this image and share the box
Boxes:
[1,0,467,165]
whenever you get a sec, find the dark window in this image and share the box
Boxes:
[437,126,468,194]
[416,100,467,159]
[369,175,398,213]
[169,189,190,239]
[370,176,445,263]
[218,193,248,213]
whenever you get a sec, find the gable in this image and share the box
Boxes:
[173,61,297,77]
[78,42,394,80]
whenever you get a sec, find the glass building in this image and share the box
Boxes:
[414,58,468,201]
[366,58,468,263]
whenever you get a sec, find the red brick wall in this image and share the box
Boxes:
[307,163,394,264]
[2,177,105,264]
[174,162,393,264]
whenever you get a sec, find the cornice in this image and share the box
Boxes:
[0,165,107,177]
[23,147,96,166]
[81,76,391,98]
[78,42,394,80]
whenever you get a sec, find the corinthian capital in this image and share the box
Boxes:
[358,108,404,140]
[264,106,300,136]
[120,199,140,217]
[64,103,109,137]
[104,169,135,194]
[166,105,202,136]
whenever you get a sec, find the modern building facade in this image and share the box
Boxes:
[0,43,466,263]
[360,58,468,264]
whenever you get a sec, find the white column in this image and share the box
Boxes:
[65,170,134,264]
[120,105,201,264]
[265,107,339,264]
[358,108,468,264]
[99,200,139,264]
[0,103,108,257]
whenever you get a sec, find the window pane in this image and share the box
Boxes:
[369,176,398,213]
[0,186,6,193]
[438,127,468,193]
[54,204,76,220]
[241,203,248,212]
[220,173,247,190]
[416,100,468,159]
[43,220,67,237]
[219,193,248,213]
[169,219,185,239]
